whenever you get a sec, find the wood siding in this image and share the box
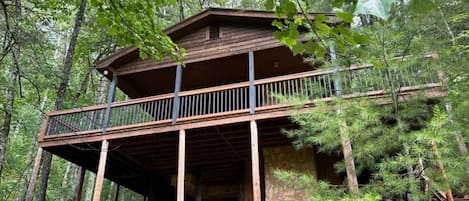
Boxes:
[114,24,280,75]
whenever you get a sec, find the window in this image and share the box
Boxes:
[208,25,221,40]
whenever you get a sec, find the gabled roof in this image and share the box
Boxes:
[95,8,336,72]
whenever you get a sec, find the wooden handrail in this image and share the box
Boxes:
[47,65,377,117]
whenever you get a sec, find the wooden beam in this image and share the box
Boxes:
[249,120,261,201]
[248,51,255,114]
[177,129,186,201]
[25,147,43,201]
[172,64,183,124]
[74,167,86,201]
[93,140,109,201]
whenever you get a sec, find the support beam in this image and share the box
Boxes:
[93,140,109,201]
[177,129,186,201]
[25,147,44,201]
[172,64,183,124]
[248,51,255,114]
[74,167,86,201]
[249,120,261,201]
[103,75,118,133]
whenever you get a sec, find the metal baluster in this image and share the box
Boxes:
[228,89,231,111]
[326,74,333,97]
[201,94,205,115]
[196,94,200,116]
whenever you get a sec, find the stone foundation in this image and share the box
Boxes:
[263,145,316,201]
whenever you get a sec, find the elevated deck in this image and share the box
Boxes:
[35,62,447,198]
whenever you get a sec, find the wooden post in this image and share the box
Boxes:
[172,64,183,124]
[25,147,44,201]
[74,167,86,201]
[249,120,261,201]
[102,75,117,133]
[248,51,255,114]
[93,140,109,201]
[177,129,186,201]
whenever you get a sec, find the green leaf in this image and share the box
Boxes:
[291,43,305,55]
[315,22,331,36]
[314,14,329,24]
[265,0,275,10]
[353,32,369,44]
[409,0,437,14]
[304,41,319,54]
[354,0,398,20]
[370,58,383,68]
[272,20,284,29]
[336,11,354,23]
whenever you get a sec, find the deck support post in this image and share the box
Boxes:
[93,140,109,201]
[25,147,44,201]
[103,75,118,133]
[74,167,86,201]
[177,129,186,201]
[172,64,183,124]
[249,120,261,201]
[248,51,255,114]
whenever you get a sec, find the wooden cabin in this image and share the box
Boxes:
[29,8,446,201]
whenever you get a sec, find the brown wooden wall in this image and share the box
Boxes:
[114,23,282,76]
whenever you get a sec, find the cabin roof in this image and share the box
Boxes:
[95,8,336,72]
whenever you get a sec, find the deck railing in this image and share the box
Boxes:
[45,63,440,136]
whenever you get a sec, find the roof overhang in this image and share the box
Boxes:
[95,8,337,73]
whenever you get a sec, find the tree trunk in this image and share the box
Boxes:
[337,106,359,194]
[37,0,87,200]
[0,0,21,181]
[445,102,468,154]
[431,141,454,201]
[177,0,184,21]
[85,172,96,201]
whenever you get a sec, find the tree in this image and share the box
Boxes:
[268,0,469,199]
[37,0,87,200]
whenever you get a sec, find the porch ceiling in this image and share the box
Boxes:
[44,117,296,196]
[116,46,316,98]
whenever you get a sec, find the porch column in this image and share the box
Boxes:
[25,147,44,201]
[103,75,118,133]
[172,64,183,124]
[250,120,261,201]
[330,44,342,97]
[177,129,186,201]
[93,140,110,201]
[248,51,255,114]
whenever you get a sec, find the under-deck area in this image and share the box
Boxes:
[44,117,345,201]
